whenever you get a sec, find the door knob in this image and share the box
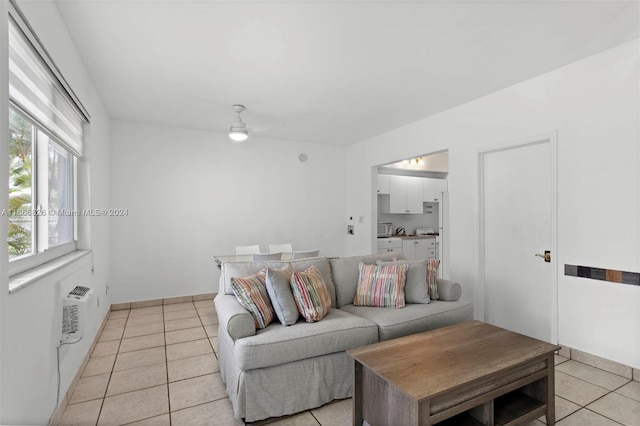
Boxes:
[535,250,551,262]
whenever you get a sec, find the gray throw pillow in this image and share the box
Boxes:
[265,266,300,326]
[377,259,430,304]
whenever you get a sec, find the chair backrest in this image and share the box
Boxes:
[269,243,293,253]
[292,249,320,259]
[252,252,283,261]
[236,245,261,255]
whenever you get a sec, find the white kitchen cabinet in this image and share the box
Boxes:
[402,238,437,261]
[402,239,431,261]
[390,176,424,214]
[422,179,437,202]
[376,174,390,194]
[423,178,448,202]
[377,237,403,254]
[435,179,448,201]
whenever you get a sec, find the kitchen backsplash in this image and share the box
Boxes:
[378,201,439,234]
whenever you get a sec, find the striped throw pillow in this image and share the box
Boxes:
[290,266,332,323]
[353,262,408,308]
[230,271,275,329]
[427,259,441,300]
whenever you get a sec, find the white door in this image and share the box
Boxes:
[480,136,557,343]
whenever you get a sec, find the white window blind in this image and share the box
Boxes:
[8,12,89,156]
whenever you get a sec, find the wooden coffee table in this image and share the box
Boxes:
[347,321,560,426]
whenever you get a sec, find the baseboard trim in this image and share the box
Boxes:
[111,292,216,311]
[560,345,639,382]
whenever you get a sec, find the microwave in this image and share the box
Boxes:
[377,222,393,237]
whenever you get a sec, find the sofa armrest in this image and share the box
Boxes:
[214,293,256,341]
[436,278,462,301]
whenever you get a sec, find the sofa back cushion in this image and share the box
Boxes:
[220,256,337,306]
[330,252,406,308]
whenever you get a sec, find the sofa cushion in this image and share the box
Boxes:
[377,259,430,304]
[353,262,407,308]
[221,257,337,306]
[230,272,275,329]
[340,300,474,341]
[291,266,332,323]
[265,267,299,326]
[330,252,407,308]
[233,308,378,370]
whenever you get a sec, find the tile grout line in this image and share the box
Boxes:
[571,379,637,426]
[556,362,630,392]
[199,310,217,357]
[582,407,627,425]
[104,306,170,425]
[308,409,322,425]
[94,308,129,426]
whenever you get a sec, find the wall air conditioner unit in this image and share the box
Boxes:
[61,286,93,343]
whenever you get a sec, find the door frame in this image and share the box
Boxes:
[476,132,559,343]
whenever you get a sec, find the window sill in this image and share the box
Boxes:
[8,250,91,294]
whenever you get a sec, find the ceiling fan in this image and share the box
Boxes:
[228,104,249,142]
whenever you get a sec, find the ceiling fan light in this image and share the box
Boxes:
[229,128,248,142]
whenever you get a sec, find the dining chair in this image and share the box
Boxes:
[252,252,283,261]
[269,243,293,253]
[292,249,320,259]
[236,245,261,255]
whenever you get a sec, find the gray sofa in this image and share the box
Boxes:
[214,253,473,422]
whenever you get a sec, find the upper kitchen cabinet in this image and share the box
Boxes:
[376,174,390,194]
[389,176,424,214]
[423,178,448,202]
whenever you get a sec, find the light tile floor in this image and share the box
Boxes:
[57,303,640,426]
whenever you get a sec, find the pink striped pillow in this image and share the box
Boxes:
[353,262,408,308]
[230,271,275,329]
[427,259,441,300]
[290,266,332,323]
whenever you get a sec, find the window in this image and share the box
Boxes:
[8,108,76,259]
[7,3,89,275]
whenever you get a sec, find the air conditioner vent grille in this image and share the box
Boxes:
[62,304,79,334]
[61,286,93,343]
[68,285,91,299]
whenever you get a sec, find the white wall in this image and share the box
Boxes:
[346,40,640,368]
[0,1,8,419]
[0,1,112,423]
[109,121,346,303]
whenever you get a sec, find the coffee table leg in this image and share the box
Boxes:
[546,353,555,426]
[353,361,363,426]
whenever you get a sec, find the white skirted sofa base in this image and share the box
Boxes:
[214,253,473,422]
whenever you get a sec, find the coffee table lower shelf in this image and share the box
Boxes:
[435,391,547,426]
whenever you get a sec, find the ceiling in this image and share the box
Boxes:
[53,1,639,146]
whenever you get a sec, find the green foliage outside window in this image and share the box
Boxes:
[8,109,33,257]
